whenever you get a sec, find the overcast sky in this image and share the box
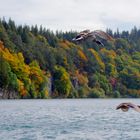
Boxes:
[0,0,140,32]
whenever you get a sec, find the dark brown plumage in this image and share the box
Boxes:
[72,29,113,46]
[116,102,140,112]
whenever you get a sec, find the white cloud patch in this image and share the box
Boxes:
[0,0,140,31]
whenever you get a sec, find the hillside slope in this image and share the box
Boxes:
[1,19,140,98]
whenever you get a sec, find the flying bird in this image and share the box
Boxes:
[116,102,140,112]
[72,29,113,46]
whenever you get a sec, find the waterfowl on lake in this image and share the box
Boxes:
[72,29,113,46]
[116,102,140,112]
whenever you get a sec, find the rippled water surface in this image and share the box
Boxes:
[0,99,140,140]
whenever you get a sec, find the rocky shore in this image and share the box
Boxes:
[0,88,19,99]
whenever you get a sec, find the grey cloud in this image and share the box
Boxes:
[0,0,140,31]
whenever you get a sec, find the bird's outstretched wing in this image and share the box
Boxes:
[72,29,114,42]
[116,103,128,110]
[73,29,90,41]
[91,30,113,41]
[79,29,90,35]
[128,102,140,112]
[116,102,140,112]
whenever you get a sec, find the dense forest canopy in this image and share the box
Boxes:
[1,18,140,98]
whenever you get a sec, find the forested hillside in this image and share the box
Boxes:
[1,18,140,98]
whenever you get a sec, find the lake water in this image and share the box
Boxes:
[0,99,140,140]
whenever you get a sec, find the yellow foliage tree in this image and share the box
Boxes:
[58,40,80,50]
[100,48,117,64]
[78,49,88,62]
[100,48,118,76]
[89,48,105,71]
[0,41,49,98]
[29,61,44,86]
[17,79,27,97]
[75,70,88,86]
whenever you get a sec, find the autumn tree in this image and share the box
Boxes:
[53,66,72,97]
